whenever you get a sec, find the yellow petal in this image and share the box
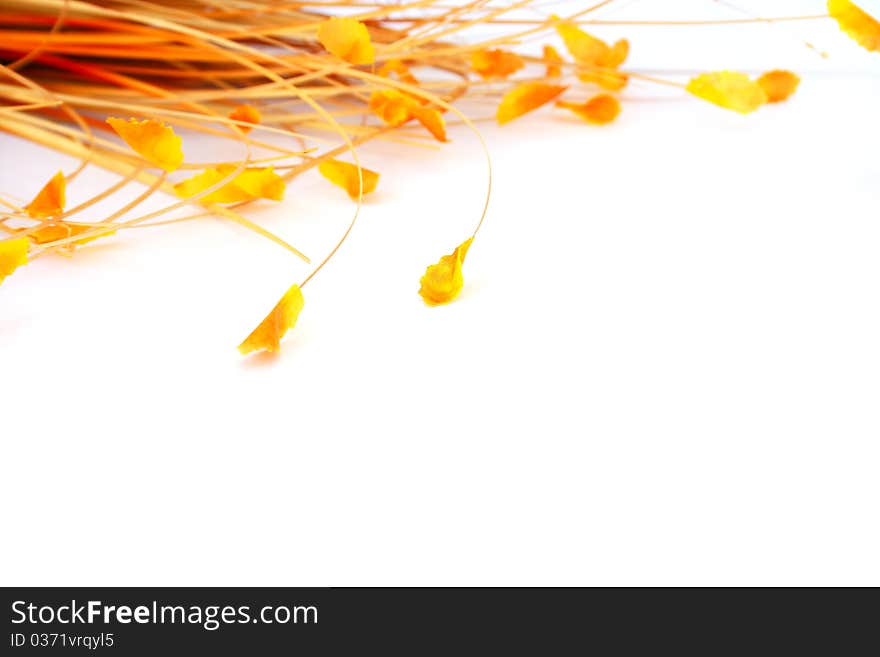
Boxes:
[543,45,564,78]
[686,71,767,114]
[106,117,183,172]
[418,238,473,306]
[238,283,304,355]
[0,237,29,285]
[557,94,621,124]
[228,104,261,133]
[25,170,66,219]
[29,222,115,247]
[318,159,380,200]
[470,49,525,79]
[555,18,609,64]
[412,105,447,142]
[828,0,880,51]
[757,70,800,103]
[174,166,285,204]
[496,82,567,125]
[318,17,375,65]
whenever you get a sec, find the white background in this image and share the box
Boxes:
[2,1,879,585]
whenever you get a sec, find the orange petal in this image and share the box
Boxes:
[412,105,447,142]
[378,59,419,86]
[238,283,304,355]
[828,0,880,51]
[228,104,261,133]
[686,71,767,114]
[174,166,285,204]
[318,158,380,200]
[470,49,525,79]
[497,82,567,124]
[29,222,115,247]
[418,238,473,306]
[543,45,564,78]
[557,94,621,124]
[106,117,183,172]
[25,170,66,219]
[0,237,29,285]
[317,16,375,65]
[757,70,800,103]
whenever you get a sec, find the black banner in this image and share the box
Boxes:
[1,588,874,654]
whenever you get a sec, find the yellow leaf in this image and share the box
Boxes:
[757,70,800,103]
[25,170,66,219]
[557,94,621,124]
[106,117,183,172]
[228,104,261,133]
[174,166,285,204]
[0,238,28,285]
[318,159,380,200]
[543,45,564,78]
[555,19,609,63]
[238,283,304,355]
[418,238,473,306]
[318,17,375,65]
[470,49,525,79]
[686,71,767,114]
[29,222,115,247]
[828,0,880,51]
[368,89,446,141]
[496,82,567,125]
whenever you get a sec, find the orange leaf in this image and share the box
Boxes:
[228,104,261,133]
[0,237,28,285]
[419,238,473,306]
[106,117,183,172]
[557,94,621,124]
[543,45,564,78]
[686,71,767,114]
[757,70,800,103]
[470,49,525,79]
[318,17,375,65]
[25,170,66,219]
[318,159,379,200]
[238,283,304,355]
[496,82,567,125]
[828,0,880,51]
[174,166,284,204]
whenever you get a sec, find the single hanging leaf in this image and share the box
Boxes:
[0,238,28,285]
[827,0,880,51]
[228,104,261,133]
[174,166,284,204]
[557,94,621,124]
[497,82,567,125]
[418,238,474,306]
[318,17,375,65]
[470,49,525,79]
[543,45,564,78]
[686,71,767,114]
[318,159,380,200]
[25,170,66,219]
[238,283,304,355]
[757,70,800,103]
[106,117,183,172]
